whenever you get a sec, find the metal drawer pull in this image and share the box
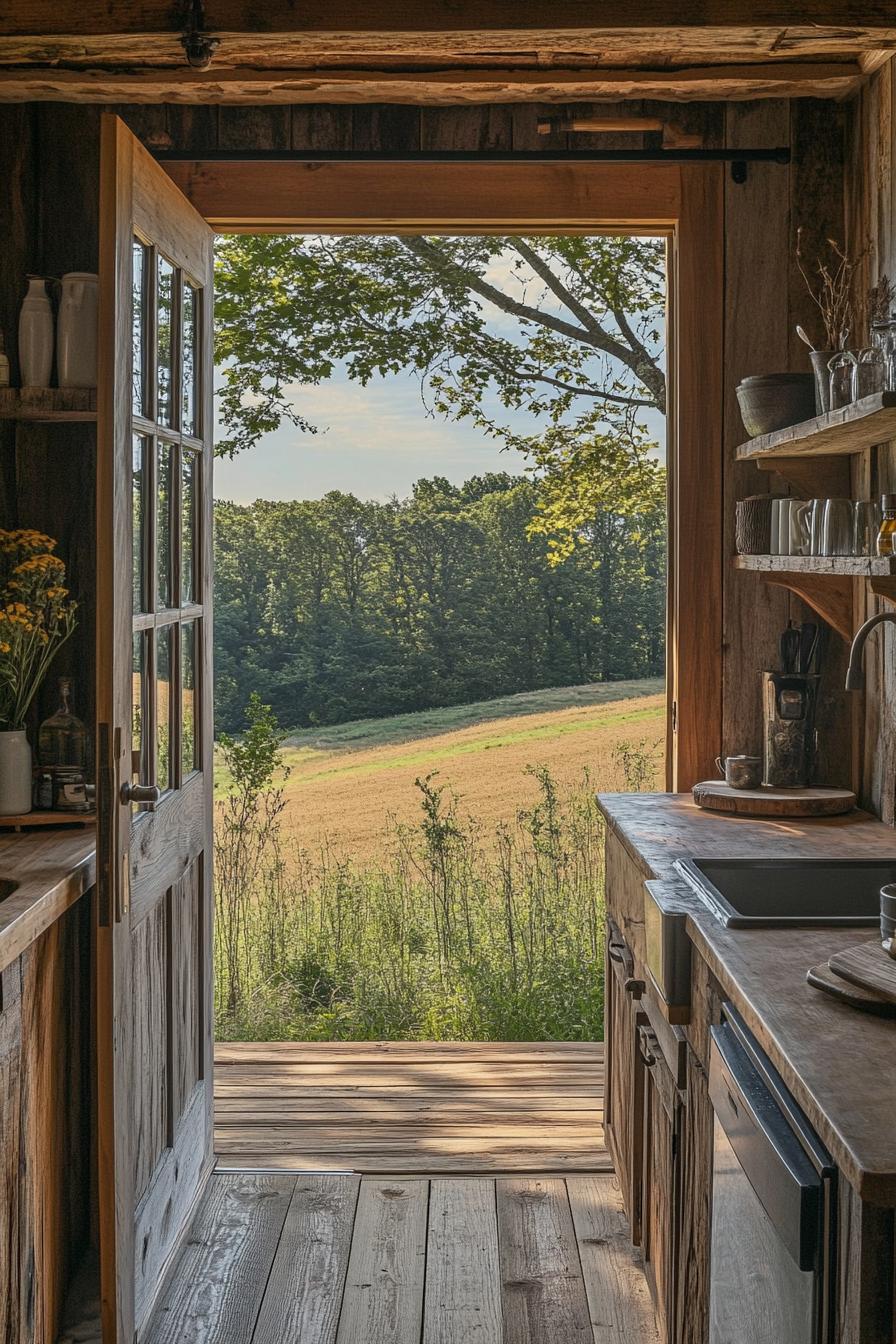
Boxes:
[121,782,162,805]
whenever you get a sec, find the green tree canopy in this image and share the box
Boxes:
[214,234,666,463]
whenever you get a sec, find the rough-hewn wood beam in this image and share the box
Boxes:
[2,3,896,40]
[0,62,866,104]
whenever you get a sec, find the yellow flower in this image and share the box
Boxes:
[0,642,9,654]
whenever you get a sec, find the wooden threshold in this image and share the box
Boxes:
[214,1040,607,1176]
[143,1170,659,1344]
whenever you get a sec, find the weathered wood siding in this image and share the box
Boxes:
[0,896,92,1344]
[846,63,896,821]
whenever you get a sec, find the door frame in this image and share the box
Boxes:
[163,157,723,789]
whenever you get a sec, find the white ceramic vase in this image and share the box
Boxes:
[0,730,32,816]
[18,276,54,389]
[57,272,99,389]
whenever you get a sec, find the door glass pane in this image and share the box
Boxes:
[132,239,147,414]
[182,282,199,436]
[156,441,173,609]
[132,631,147,810]
[156,626,172,792]
[182,621,197,775]
[182,450,196,604]
[157,256,176,428]
[132,436,147,613]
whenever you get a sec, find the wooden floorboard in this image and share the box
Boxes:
[214,1040,606,1175]
[141,1173,296,1344]
[144,1173,657,1344]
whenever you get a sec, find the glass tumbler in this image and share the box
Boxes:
[828,352,857,410]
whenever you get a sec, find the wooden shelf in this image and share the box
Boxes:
[733,553,896,639]
[737,392,896,463]
[734,554,896,578]
[0,388,97,422]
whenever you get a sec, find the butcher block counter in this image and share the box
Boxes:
[598,793,896,1344]
[0,824,95,972]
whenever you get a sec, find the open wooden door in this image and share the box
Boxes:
[96,114,215,1342]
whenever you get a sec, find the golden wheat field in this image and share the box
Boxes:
[229,681,665,861]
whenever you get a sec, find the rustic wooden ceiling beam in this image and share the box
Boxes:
[0,62,866,104]
[2,3,896,40]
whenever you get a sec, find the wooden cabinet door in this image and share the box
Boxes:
[96,114,214,1343]
[640,1023,683,1344]
[604,920,646,1244]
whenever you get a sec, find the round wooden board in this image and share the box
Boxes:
[692,781,856,818]
[807,962,896,1018]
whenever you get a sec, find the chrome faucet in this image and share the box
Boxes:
[845,611,896,690]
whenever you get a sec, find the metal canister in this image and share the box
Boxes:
[762,672,820,788]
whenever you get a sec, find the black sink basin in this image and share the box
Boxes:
[675,857,895,928]
[0,879,18,902]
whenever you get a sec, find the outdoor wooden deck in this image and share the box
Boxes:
[214,1041,608,1175]
[144,1171,658,1344]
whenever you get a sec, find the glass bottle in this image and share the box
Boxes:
[876,494,896,557]
[38,677,87,770]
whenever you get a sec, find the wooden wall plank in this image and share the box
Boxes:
[335,1179,428,1344]
[423,1179,502,1344]
[0,961,22,1344]
[253,1175,360,1344]
[141,1173,295,1344]
[721,100,792,767]
[496,1177,592,1343]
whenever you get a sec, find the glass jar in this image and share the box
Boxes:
[872,319,896,392]
[876,494,896,557]
[852,346,887,400]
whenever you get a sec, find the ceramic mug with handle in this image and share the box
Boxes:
[715,755,763,790]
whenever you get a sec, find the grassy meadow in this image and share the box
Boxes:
[213,680,664,1043]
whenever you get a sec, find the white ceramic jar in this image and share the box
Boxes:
[57,272,99,389]
[18,276,54,389]
[0,730,32,815]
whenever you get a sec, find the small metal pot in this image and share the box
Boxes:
[881,884,896,959]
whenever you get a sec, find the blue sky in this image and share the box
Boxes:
[213,238,666,504]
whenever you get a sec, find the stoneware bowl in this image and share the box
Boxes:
[736,373,816,438]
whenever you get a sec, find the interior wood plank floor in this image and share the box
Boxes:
[214,1041,608,1175]
[144,1172,659,1344]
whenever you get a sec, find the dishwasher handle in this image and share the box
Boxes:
[710,1022,823,1272]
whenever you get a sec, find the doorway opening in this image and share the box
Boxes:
[209,228,668,1175]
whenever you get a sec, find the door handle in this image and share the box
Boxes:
[120,782,162,805]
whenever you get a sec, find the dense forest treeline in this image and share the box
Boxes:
[214,472,665,734]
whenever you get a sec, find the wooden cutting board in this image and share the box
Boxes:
[828,941,896,1002]
[692,781,856,818]
[806,962,896,1018]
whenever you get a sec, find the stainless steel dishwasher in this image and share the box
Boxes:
[709,1006,836,1344]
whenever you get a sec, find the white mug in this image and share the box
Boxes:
[778,498,809,556]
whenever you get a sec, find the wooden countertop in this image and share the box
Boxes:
[598,793,896,1205]
[0,825,96,973]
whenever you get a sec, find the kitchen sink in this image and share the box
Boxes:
[0,879,18,902]
[675,857,896,928]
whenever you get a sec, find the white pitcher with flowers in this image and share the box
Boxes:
[0,530,77,815]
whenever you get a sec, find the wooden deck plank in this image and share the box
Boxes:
[142,1173,296,1344]
[214,1041,606,1176]
[568,1175,659,1344]
[334,1178,429,1344]
[423,1179,502,1344]
[252,1175,360,1344]
[219,1153,615,1174]
[497,1178,593,1344]
[217,1041,603,1061]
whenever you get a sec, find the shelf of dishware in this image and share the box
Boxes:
[0,388,97,422]
[734,554,896,577]
[736,392,896,462]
